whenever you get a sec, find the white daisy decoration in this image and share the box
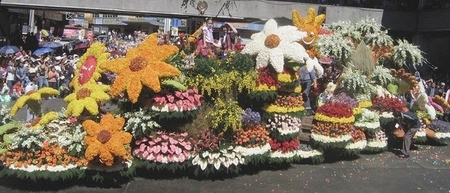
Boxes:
[242,19,310,73]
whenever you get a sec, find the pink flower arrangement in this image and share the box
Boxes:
[150,88,203,112]
[134,131,192,163]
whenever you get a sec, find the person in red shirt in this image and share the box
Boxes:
[11,80,23,100]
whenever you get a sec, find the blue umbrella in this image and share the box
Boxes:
[33,47,54,56]
[42,41,63,48]
[0,45,19,54]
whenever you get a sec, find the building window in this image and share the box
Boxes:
[103,14,118,18]
[93,13,100,18]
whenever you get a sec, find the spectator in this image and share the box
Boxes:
[15,60,28,88]
[426,81,436,97]
[11,80,23,100]
[47,66,58,99]
[6,60,16,91]
[37,58,49,89]
[0,83,11,102]
[59,83,70,98]
[24,76,39,122]
[219,22,238,58]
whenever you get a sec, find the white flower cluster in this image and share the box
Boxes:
[415,127,426,138]
[269,149,322,159]
[0,104,11,124]
[311,133,352,143]
[354,122,381,130]
[367,140,387,148]
[345,140,367,150]
[435,132,450,139]
[123,109,160,136]
[266,114,301,135]
[373,130,388,142]
[9,163,78,172]
[379,112,394,118]
[52,124,85,154]
[191,147,245,171]
[235,143,271,156]
[9,127,48,150]
[150,104,198,112]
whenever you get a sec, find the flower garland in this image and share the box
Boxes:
[150,89,202,112]
[314,113,355,124]
[133,131,192,163]
[82,114,132,166]
[311,133,352,143]
[345,140,367,150]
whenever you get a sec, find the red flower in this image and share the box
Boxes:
[316,102,353,118]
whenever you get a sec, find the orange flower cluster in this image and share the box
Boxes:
[83,114,132,166]
[390,68,418,88]
[371,45,393,63]
[234,124,270,148]
[312,122,354,137]
[432,95,450,109]
[0,142,87,168]
[273,95,304,108]
[351,129,366,142]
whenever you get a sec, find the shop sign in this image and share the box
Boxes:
[103,18,122,25]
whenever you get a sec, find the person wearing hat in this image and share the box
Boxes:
[393,107,421,159]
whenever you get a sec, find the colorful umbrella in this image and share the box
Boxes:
[42,41,63,48]
[0,45,19,54]
[33,47,54,56]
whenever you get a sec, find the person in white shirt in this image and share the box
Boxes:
[25,76,39,122]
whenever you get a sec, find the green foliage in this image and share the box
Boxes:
[243,153,270,165]
[208,98,243,133]
[310,139,351,150]
[339,68,371,95]
[134,159,190,173]
[371,66,394,86]
[387,83,399,95]
[391,39,424,68]
[155,110,199,121]
[247,90,278,102]
[188,57,222,77]
[161,79,188,91]
[222,52,254,72]
[361,146,386,154]
[270,131,300,142]
[0,167,83,182]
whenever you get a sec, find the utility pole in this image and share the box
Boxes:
[28,9,35,33]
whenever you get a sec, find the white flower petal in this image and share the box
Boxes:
[242,34,265,55]
[213,159,221,170]
[276,26,307,43]
[264,19,278,35]
[256,49,270,69]
[269,48,284,73]
[199,160,208,170]
[279,41,308,63]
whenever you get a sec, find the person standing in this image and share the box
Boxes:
[5,60,16,92]
[219,22,238,58]
[393,108,422,158]
[298,65,317,116]
[47,66,58,99]
[201,18,220,49]
[24,76,39,122]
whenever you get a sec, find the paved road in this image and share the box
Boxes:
[0,100,450,193]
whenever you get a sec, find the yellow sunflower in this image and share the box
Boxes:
[70,42,109,90]
[10,87,60,116]
[65,83,110,117]
[82,114,132,166]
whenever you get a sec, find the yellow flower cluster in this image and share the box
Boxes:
[359,100,373,108]
[208,98,243,133]
[65,83,110,117]
[33,111,59,129]
[432,95,450,109]
[10,88,60,116]
[82,114,132,166]
[277,73,299,83]
[263,104,305,113]
[253,84,277,92]
[422,118,431,125]
[315,113,355,124]
[353,107,363,115]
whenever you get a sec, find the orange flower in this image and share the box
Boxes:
[101,33,181,103]
[82,114,132,166]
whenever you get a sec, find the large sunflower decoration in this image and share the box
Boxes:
[101,33,181,103]
[10,87,60,117]
[292,8,326,59]
[70,42,110,90]
[82,113,132,166]
[64,83,110,117]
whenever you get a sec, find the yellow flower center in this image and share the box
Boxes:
[129,56,149,72]
[97,129,112,144]
[264,34,281,49]
[76,88,92,100]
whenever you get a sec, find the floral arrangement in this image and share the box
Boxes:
[345,129,367,151]
[359,100,373,108]
[266,114,301,140]
[10,87,60,117]
[133,131,192,163]
[241,108,262,125]
[150,89,202,112]
[64,83,110,117]
[277,68,299,88]
[82,114,132,167]
[208,99,243,133]
[0,104,11,124]
[390,68,418,88]
[311,122,353,148]
[234,124,270,148]
[123,109,161,139]
[269,138,299,153]
[354,109,381,133]
[70,43,109,89]
[263,94,305,114]
[255,67,279,88]
[315,102,354,124]
[429,119,450,141]
[329,92,359,108]
[365,130,388,152]
[372,95,406,113]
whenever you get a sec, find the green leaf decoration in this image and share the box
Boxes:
[161,79,188,91]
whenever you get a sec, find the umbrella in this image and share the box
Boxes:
[74,43,90,50]
[33,47,54,56]
[109,50,123,56]
[42,41,63,48]
[0,45,19,54]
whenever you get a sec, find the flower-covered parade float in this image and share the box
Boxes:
[0,7,449,187]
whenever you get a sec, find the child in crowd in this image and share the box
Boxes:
[11,80,23,100]
[0,83,11,102]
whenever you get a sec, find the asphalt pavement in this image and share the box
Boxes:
[0,99,450,193]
